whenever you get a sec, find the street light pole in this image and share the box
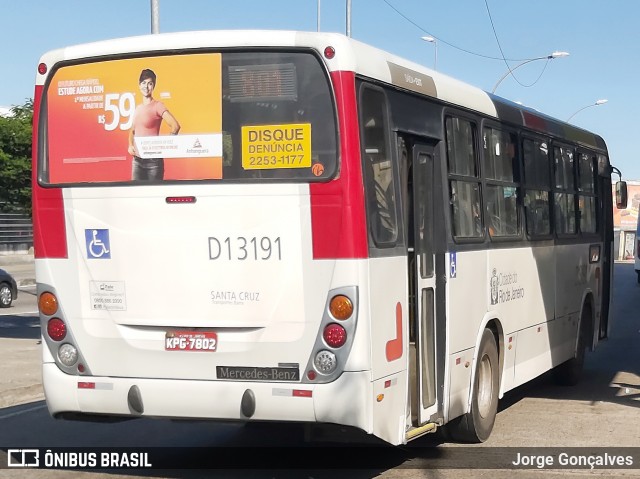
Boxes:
[421,36,437,71]
[491,51,569,94]
[346,0,352,37]
[566,99,608,122]
[151,0,160,34]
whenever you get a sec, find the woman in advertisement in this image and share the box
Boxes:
[128,68,181,180]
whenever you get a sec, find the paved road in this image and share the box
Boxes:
[0,261,638,478]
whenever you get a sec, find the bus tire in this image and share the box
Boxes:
[553,306,590,386]
[443,328,499,443]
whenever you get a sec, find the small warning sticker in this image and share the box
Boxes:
[89,281,126,311]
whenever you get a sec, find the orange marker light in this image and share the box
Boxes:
[39,292,59,316]
[329,295,353,320]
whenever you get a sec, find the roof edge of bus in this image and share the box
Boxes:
[488,93,608,152]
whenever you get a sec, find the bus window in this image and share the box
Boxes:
[577,152,597,234]
[554,145,577,235]
[446,117,482,239]
[483,126,520,237]
[42,51,338,185]
[523,138,551,237]
[360,86,398,246]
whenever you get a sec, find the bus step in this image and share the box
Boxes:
[406,422,437,441]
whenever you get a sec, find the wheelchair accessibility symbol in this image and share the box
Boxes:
[450,252,457,278]
[85,229,111,259]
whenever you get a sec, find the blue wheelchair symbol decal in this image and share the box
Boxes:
[85,229,111,259]
[450,252,457,278]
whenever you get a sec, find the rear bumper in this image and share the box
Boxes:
[43,363,373,432]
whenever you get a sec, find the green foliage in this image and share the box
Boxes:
[0,99,33,216]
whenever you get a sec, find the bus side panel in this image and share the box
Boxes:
[487,245,557,392]
[555,242,598,346]
[447,251,486,354]
[445,250,486,421]
[368,256,408,445]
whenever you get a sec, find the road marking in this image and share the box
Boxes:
[0,403,47,420]
[0,311,39,317]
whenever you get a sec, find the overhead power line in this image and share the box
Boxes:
[381,0,544,63]
[483,0,548,89]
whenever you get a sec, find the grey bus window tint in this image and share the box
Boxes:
[554,146,575,190]
[578,152,597,234]
[578,153,596,192]
[579,196,597,233]
[415,151,434,278]
[487,186,519,237]
[446,118,476,177]
[360,87,398,246]
[483,127,515,182]
[524,190,551,236]
[446,117,482,239]
[523,138,551,237]
[450,181,482,238]
[221,52,337,181]
[554,145,576,235]
[484,127,520,237]
[555,192,576,234]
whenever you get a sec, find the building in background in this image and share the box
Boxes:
[613,180,640,261]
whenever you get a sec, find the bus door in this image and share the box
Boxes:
[406,141,439,426]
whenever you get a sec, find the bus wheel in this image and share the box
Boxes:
[553,306,590,386]
[444,328,499,443]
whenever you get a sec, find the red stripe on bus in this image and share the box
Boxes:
[386,302,403,362]
[309,70,368,259]
[32,85,68,259]
[292,389,313,398]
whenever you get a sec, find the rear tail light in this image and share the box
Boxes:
[329,295,353,320]
[58,343,78,366]
[47,318,66,341]
[314,350,337,374]
[303,287,358,383]
[39,292,58,316]
[323,323,347,348]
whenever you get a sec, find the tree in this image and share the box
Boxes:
[0,99,33,216]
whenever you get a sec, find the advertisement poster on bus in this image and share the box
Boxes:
[612,181,640,229]
[46,53,222,183]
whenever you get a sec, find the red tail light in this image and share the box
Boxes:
[323,323,347,348]
[47,318,67,341]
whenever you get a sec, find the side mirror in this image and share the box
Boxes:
[616,181,628,209]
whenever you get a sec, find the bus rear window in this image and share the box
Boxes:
[40,51,337,185]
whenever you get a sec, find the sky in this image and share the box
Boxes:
[1,0,638,178]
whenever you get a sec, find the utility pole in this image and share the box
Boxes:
[346,0,352,37]
[151,0,160,34]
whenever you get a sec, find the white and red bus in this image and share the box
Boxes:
[33,31,626,445]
